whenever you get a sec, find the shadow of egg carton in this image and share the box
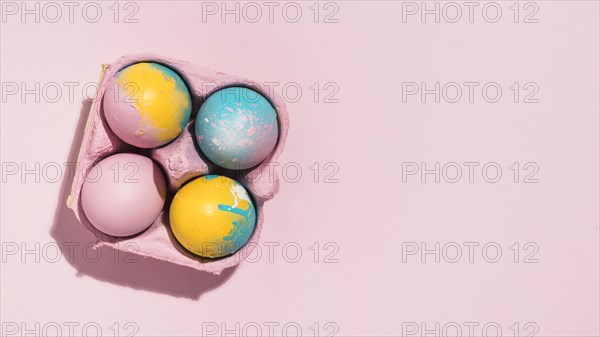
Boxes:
[67,54,289,275]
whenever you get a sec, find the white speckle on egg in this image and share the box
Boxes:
[230,183,251,208]
[236,139,254,147]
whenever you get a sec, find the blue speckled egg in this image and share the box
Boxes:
[195,87,278,170]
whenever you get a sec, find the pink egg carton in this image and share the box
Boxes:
[66,54,289,274]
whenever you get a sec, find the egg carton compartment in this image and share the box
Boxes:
[66,54,289,274]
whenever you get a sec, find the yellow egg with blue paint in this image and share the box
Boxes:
[103,62,192,148]
[169,175,256,258]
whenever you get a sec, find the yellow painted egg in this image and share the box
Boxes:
[103,62,192,148]
[169,175,256,258]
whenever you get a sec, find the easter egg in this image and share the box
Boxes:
[103,62,192,148]
[169,175,256,258]
[81,153,167,237]
[195,87,278,170]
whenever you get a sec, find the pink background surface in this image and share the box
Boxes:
[1,1,599,336]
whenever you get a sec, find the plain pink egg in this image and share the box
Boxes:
[81,153,166,237]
